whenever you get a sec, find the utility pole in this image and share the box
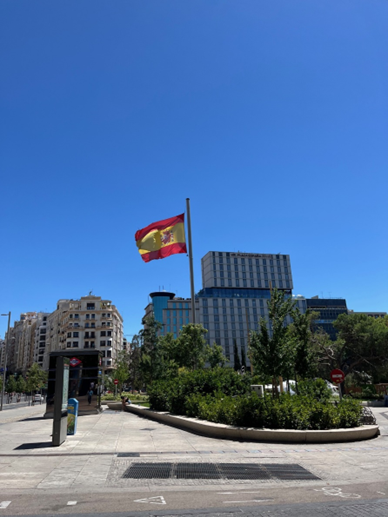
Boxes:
[1,312,11,411]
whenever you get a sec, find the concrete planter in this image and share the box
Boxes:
[106,402,123,410]
[124,404,379,444]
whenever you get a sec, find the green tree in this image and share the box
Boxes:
[128,334,144,391]
[6,375,17,393]
[241,346,247,370]
[26,363,47,396]
[138,316,164,384]
[249,289,295,395]
[175,323,208,370]
[233,340,241,371]
[112,350,131,394]
[314,313,388,382]
[287,309,318,381]
[16,376,27,394]
[206,343,227,368]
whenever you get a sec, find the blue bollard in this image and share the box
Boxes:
[67,398,79,435]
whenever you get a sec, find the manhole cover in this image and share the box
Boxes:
[122,462,319,481]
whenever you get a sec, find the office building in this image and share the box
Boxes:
[306,296,348,340]
[145,251,297,365]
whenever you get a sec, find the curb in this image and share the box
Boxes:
[106,402,379,444]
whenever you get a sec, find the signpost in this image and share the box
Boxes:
[330,369,345,401]
[52,357,70,446]
[330,369,345,384]
[114,379,118,397]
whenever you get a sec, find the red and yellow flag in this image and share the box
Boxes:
[135,213,187,263]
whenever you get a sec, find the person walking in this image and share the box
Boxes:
[88,389,93,405]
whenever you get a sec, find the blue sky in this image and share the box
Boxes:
[1,0,387,338]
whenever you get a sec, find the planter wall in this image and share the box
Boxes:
[123,403,379,444]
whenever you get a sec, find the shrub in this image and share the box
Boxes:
[297,379,332,402]
[148,368,251,414]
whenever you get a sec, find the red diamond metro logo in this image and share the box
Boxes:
[69,357,82,367]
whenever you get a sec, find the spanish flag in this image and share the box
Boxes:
[135,213,187,263]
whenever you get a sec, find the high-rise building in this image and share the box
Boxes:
[305,296,348,340]
[145,251,298,365]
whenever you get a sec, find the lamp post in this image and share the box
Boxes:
[1,312,11,411]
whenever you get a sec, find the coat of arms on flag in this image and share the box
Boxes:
[135,214,187,263]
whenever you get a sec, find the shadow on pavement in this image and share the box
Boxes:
[14,441,52,450]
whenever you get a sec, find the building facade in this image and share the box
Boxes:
[145,251,300,365]
[306,297,348,340]
[3,295,124,375]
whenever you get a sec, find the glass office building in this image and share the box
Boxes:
[145,251,300,367]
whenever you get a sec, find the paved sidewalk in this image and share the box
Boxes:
[0,406,387,493]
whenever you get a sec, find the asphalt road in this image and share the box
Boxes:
[1,497,388,517]
[1,480,388,516]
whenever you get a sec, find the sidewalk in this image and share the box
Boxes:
[0,406,387,494]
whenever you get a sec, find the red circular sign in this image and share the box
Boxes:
[114,379,119,385]
[330,369,345,384]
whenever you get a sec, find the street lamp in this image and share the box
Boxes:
[0,312,11,411]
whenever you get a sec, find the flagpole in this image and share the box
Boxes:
[186,198,196,324]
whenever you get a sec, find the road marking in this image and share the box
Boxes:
[67,501,77,506]
[223,499,272,504]
[134,496,166,505]
[377,491,386,495]
[0,502,11,509]
[314,487,361,499]
[218,491,267,495]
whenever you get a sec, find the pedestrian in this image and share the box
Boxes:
[88,389,93,405]
[121,396,131,410]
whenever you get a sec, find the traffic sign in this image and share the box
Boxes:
[114,379,119,385]
[69,357,82,367]
[330,369,345,384]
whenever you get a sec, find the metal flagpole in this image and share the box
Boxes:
[186,198,196,324]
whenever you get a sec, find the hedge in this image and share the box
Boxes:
[148,370,363,430]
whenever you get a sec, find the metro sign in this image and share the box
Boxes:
[69,357,82,367]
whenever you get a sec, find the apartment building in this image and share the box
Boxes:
[59,295,123,373]
[3,295,124,375]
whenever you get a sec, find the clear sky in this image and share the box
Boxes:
[1,0,387,338]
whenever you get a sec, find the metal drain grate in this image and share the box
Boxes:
[122,462,319,481]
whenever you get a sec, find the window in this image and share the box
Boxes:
[74,314,79,319]
[91,323,95,328]
[107,331,112,336]
[74,323,79,328]
[107,350,111,358]
[100,330,106,337]
[67,332,71,338]
[100,340,106,346]
[86,314,90,319]
[72,341,79,348]
[87,303,95,310]
[91,314,95,319]
[85,323,89,328]
[69,314,73,319]
[73,332,79,338]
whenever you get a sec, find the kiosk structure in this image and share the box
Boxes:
[45,350,102,419]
